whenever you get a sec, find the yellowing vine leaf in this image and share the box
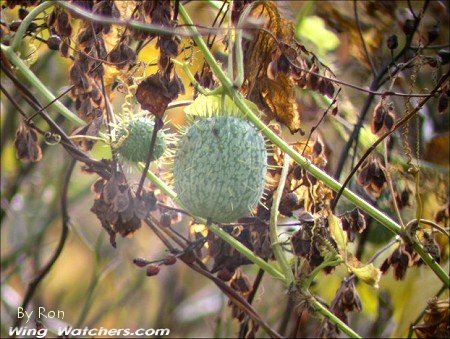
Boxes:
[346,254,382,288]
[260,74,300,134]
[328,213,347,255]
[348,263,382,289]
[240,1,302,133]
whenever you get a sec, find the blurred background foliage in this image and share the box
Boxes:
[1,1,449,338]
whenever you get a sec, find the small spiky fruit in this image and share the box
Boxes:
[173,116,267,223]
[114,117,166,162]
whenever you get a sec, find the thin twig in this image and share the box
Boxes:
[238,268,265,338]
[302,88,341,156]
[135,114,163,198]
[257,27,433,99]
[368,237,400,265]
[144,218,282,338]
[334,0,430,180]
[383,138,405,228]
[12,159,75,332]
[0,58,110,177]
[353,0,377,77]
[407,0,418,19]
[331,70,449,210]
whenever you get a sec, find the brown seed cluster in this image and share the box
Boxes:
[371,100,395,135]
[357,157,387,198]
[14,122,42,162]
[231,1,337,134]
[414,297,450,338]
[291,214,338,273]
[380,243,419,280]
[90,169,157,247]
[207,219,272,275]
[339,208,367,242]
[333,278,362,322]
[319,278,362,337]
[3,0,39,9]
[226,270,259,337]
[135,66,184,119]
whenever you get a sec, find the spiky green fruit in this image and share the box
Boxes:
[173,116,267,223]
[114,117,166,162]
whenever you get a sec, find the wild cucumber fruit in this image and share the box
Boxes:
[114,117,166,163]
[173,116,267,223]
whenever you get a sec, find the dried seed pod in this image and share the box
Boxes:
[434,202,449,223]
[230,272,252,295]
[179,250,196,264]
[331,105,339,116]
[292,165,302,180]
[414,297,450,338]
[340,208,366,242]
[357,158,386,197]
[133,258,151,267]
[217,267,234,282]
[313,138,324,157]
[427,24,439,44]
[9,21,21,32]
[380,243,418,280]
[163,254,177,266]
[387,34,398,50]
[108,43,136,69]
[371,101,385,134]
[14,122,42,162]
[146,264,160,276]
[324,80,336,99]
[47,35,61,51]
[18,8,29,20]
[438,93,448,113]
[279,192,299,217]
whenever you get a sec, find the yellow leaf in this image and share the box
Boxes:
[328,213,347,254]
[260,75,300,133]
[240,1,302,133]
[346,254,382,288]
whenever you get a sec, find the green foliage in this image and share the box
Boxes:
[296,16,340,55]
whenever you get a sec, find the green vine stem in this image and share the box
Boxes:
[1,3,366,336]
[270,153,296,286]
[9,1,54,51]
[1,3,447,334]
[177,3,449,288]
[1,44,86,127]
[2,3,286,284]
[141,167,361,339]
[311,294,362,338]
[140,164,286,282]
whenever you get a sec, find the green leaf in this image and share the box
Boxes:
[296,16,340,54]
